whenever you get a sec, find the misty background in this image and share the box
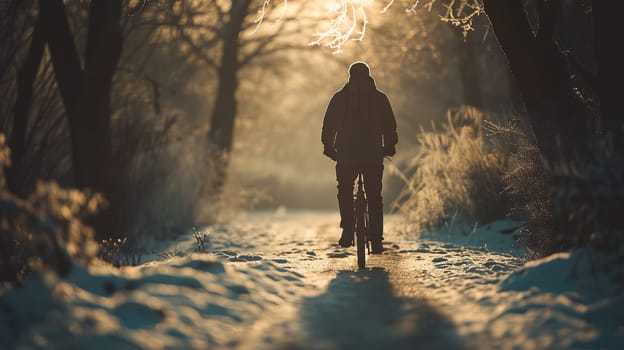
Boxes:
[0,0,517,235]
[226,3,516,211]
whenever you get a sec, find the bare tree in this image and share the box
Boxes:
[158,0,313,196]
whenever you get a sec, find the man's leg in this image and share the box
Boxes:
[336,162,357,246]
[364,164,384,253]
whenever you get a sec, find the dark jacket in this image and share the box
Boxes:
[321,76,398,165]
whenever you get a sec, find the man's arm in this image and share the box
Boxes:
[380,94,398,155]
[321,93,340,149]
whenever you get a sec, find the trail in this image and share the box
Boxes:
[3,211,621,349]
[189,212,524,349]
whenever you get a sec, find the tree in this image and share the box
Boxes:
[6,17,44,195]
[482,0,592,164]
[454,21,484,110]
[38,0,123,237]
[592,1,624,153]
[1,1,45,195]
[161,0,311,196]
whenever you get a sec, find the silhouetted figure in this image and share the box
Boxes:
[321,62,398,254]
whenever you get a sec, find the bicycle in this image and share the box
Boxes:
[354,172,370,268]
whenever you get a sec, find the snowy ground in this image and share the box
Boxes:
[1,211,623,349]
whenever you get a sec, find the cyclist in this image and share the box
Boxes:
[321,61,398,254]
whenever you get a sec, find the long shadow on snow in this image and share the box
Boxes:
[297,267,466,350]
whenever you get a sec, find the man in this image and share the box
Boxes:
[321,61,398,254]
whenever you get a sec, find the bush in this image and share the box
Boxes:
[0,134,102,286]
[504,143,556,257]
[392,107,511,231]
[393,106,624,259]
[475,113,561,257]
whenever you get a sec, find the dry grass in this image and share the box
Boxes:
[391,106,511,232]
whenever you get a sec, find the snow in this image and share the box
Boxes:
[496,249,624,349]
[417,218,526,257]
[1,255,310,349]
[1,211,623,349]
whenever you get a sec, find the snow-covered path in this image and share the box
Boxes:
[3,211,622,349]
[166,211,526,349]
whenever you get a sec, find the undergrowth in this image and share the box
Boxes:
[487,118,624,257]
[549,137,624,253]
[98,237,143,267]
[392,106,624,260]
[391,106,512,232]
[0,134,102,286]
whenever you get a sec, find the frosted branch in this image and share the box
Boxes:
[253,0,289,34]
[251,0,484,53]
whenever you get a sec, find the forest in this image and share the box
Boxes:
[1,1,623,349]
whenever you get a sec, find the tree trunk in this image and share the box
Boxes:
[455,29,484,110]
[7,18,45,196]
[209,60,239,154]
[207,0,251,195]
[483,0,590,163]
[592,1,624,153]
[37,0,82,124]
[38,0,122,238]
[79,0,123,238]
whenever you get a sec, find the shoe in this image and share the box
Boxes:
[338,228,354,247]
[371,240,383,254]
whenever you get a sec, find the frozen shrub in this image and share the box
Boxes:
[0,134,102,285]
[504,145,556,256]
[482,116,561,257]
[393,107,511,231]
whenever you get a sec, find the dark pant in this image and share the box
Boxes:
[336,162,384,240]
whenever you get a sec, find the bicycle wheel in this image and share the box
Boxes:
[355,193,366,268]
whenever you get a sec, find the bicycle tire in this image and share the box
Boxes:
[356,230,365,268]
[355,191,366,269]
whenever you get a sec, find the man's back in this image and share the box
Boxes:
[321,75,397,165]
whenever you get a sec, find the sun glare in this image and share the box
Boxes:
[308,0,381,53]
[250,0,393,53]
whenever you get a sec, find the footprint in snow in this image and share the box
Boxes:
[229,255,263,262]
[216,250,239,257]
[113,301,165,329]
[327,250,352,258]
[271,259,289,264]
